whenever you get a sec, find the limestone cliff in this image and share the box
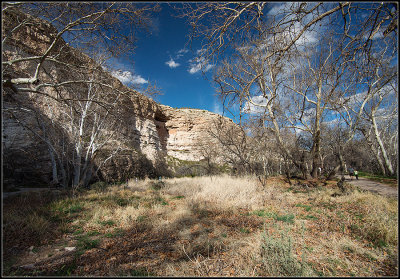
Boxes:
[161,105,235,161]
[2,7,236,186]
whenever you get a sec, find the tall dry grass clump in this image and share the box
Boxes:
[339,191,398,245]
[163,175,268,210]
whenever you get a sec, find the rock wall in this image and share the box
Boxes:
[161,105,234,161]
[2,7,236,186]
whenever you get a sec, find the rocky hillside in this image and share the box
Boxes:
[2,7,235,187]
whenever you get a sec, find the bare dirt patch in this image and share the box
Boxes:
[342,175,398,198]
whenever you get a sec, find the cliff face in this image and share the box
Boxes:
[2,8,235,186]
[161,105,234,161]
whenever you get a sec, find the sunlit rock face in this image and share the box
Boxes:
[2,8,235,185]
[160,105,235,161]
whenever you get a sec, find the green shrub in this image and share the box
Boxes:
[104,232,114,238]
[250,209,276,218]
[295,204,312,211]
[97,195,138,208]
[86,231,101,236]
[50,200,83,215]
[115,198,129,206]
[275,213,295,223]
[76,235,99,250]
[259,227,313,276]
[72,228,84,235]
[52,261,77,276]
[68,203,83,214]
[155,196,168,205]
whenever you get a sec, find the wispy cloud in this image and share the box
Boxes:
[165,48,188,68]
[130,75,148,84]
[213,100,223,115]
[165,58,180,68]
[111,70,148,85]
[188,56,214,74]
[267,2,290,16]
[363,29,384,40]
[266,2,323,49]
[177,48,189,58]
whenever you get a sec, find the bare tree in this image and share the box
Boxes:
[178,2,354,66]
[61,67,123,188]
[2,2,159,95]
[180,2,397,179]
[206,116,254,175]
[2,3,161,188]
[336,22,398,176]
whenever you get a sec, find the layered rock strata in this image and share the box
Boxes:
[2,7,236,186]
[161,105,234,161]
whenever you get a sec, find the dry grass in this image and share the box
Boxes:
[3,175,398,277]
[163,175,268,210]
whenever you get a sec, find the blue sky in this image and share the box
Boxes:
[102,2,397,125]
[107,4,222,114]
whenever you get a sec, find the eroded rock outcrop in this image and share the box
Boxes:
[161,105,234,161]
[2,7,236,186]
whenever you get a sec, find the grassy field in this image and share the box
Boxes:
[2,175,398,276]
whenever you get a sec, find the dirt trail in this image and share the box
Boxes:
[340,175,398,198]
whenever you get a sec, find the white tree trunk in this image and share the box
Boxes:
[372,111,394,175]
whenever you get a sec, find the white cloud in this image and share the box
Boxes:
[178,48,188,54]
[266,2,323,49]
[267,2,288,16]
[323,118,340,127]
[281,21,318,48]
[299,107,316,124]
[165,58,180,68]
[131,75,148,84]
[189,63,214,74]
[188,63,201,74]
[342,91,368,107]
[243,95,268,114]
[111,70,148,85]
[188,57,214,74]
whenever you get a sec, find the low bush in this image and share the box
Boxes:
[259,227,313,276]
[76,235,99,250]
[275,213,295,224]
